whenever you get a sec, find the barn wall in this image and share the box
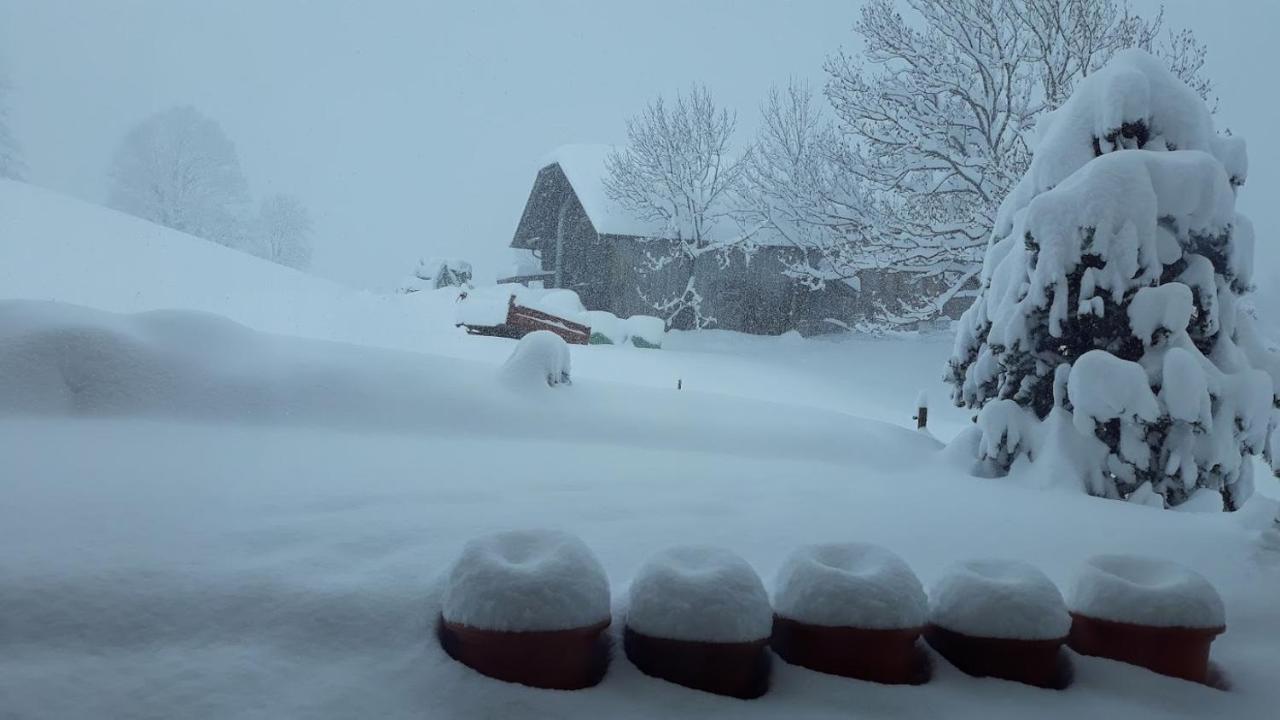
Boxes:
[511,165,976,334]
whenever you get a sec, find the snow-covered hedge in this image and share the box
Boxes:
[946,49,1278,510]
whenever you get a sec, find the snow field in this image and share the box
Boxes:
[772,543,927,629]
[3,177,1279,717]
[3,415,1276,718]
[1067,555,1225,629]
[441,529,610,632]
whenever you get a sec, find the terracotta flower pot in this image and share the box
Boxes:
[438,616,611,690]
[771,616,929,684]
[924,624,1071,689]
[623,626,771,699]
[1065,555,1226,686]
[1068,613,1223,684]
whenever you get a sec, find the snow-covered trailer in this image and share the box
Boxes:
[457,294,590,345]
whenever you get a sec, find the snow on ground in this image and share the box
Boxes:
[2,181,1279,717]
[2,301,1279,718]
[0,178,969,439]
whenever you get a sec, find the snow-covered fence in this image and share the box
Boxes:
[436,532,1228,696]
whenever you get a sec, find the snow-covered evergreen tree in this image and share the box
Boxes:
[947,50,1277,511]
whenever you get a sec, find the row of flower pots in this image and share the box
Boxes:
[436,530,1226,698]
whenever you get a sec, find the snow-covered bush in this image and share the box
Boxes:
[500,330,571,388]
[946,50,1277,510]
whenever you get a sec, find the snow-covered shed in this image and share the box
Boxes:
[505,145,863,334]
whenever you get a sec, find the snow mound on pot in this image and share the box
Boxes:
[773,543,926,629]
[442,529,610,632]
[1067,554,1224,629]
[929,560,1070,640]
[500,330,571,387]
[626,546,771,643]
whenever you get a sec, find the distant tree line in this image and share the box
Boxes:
[107,106,313,270]
[0,56,24,181]
[606,0,1212,330]
[0,56,312,270]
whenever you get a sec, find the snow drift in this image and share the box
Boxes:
[0,299,939,468]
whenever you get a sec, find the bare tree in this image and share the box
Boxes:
[0,58,24,181]
[816,0,1212,325]
[605,85,745,328]
[252,193,313,270]
[107,105,249,248]
[741,81,981,329]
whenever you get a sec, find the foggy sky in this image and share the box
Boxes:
[2,0,1277,295]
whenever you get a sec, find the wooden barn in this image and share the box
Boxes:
[502,145,959,335]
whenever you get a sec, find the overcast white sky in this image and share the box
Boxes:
[2,0,1277,293]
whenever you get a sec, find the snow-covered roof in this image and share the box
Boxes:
[539,144,780,245]
[541,144,665,238]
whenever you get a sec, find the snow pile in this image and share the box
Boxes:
[455,289,514,327]
[626,546,771,643]
[946,49,1278,509]
[773,543,926,629]
[625,315,665,348]
[455,284,589,328]
[1067,555,1225,629]
[928,560,1071,640]
[0,301,261,415]
[397,257,472,294]
[441,530,610,632]
[500,330,571,388]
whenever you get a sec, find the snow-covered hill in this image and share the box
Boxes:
[0,178,460,353]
